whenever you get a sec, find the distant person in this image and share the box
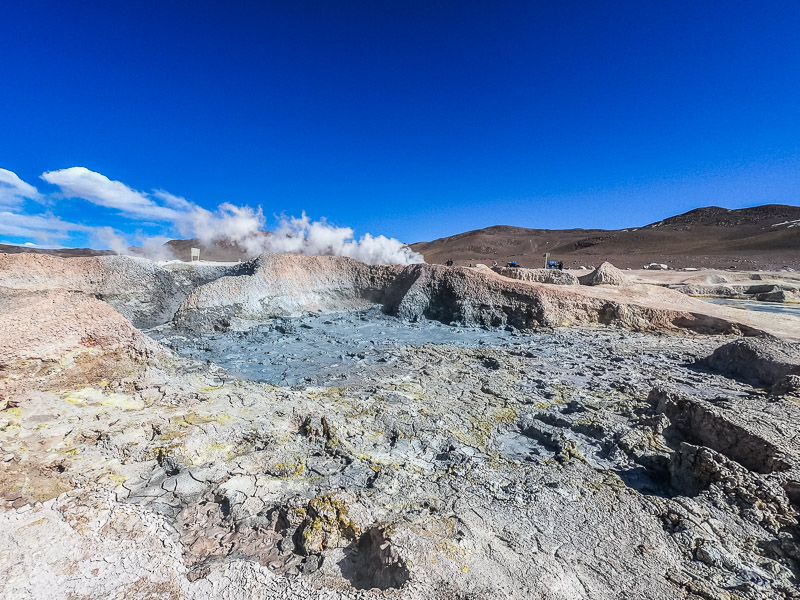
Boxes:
[492,260,498,267]
[445,259,453,267]
[558,261,563,270]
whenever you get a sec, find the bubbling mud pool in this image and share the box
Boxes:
[148,307,528,385]
[147,307,741,401]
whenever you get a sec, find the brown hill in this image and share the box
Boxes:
[0,243,115,258]
[3,204,799,268]
[410,204,800,270]
[0,239,251,262]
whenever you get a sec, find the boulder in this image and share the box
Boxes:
[756,289,800,303]
[702,338,800,387]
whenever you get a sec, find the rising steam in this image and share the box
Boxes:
[3,166,424,265]
[219,212,423,265]
[174,204,423,265]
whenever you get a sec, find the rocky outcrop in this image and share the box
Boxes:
[757,289,800,303]
[0,288,158,365]
[491,266,579,285]
[170,254,789,338]
[701,338,800,390]
[670,283,740,297]
[578,262,629,286]
[669,279,799,302]
[0,253,243,328]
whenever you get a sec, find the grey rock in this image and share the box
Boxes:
[702,337,800,386]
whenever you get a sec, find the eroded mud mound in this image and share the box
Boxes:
[0,288,157,361]
[490,265,580,285]
[0,252,794,338]
[0,253,249,328]
[578,261,630,286]
[164,253,782,337]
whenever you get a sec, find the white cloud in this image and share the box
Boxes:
[41,167,180,221]
[152,189,195,211]
[0,168,41,208]
[0,210,92,243]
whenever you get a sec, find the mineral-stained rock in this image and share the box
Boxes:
[296,493,361,555]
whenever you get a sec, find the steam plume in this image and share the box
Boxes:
[20,166,424,265]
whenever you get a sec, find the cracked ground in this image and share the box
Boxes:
[2,315,799,600]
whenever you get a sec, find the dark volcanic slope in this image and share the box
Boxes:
[0,239,256,262]
[3,204,799,269]
[410,204,800,270]
[0,244,115,258]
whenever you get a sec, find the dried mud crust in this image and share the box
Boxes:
[2,252,800,599]
[2,323,800,600]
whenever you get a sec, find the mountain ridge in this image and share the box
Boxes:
[410,204,800,270]
[2,203,798,270]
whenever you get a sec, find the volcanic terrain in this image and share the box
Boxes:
[1,252,799,600]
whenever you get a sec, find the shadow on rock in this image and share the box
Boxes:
[337,526,410,590]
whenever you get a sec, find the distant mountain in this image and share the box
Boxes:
[0,244,115,258]
[409,204,800,270]
[3,204,799,270]
[644,204,800,229]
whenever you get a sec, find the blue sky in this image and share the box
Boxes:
[1,1,798,250]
